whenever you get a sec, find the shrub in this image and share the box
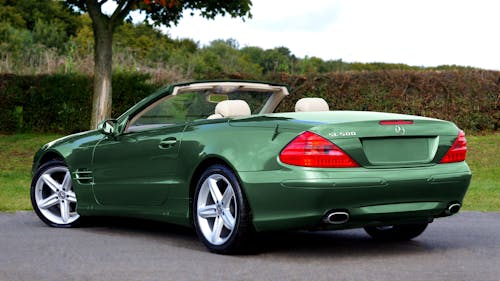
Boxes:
[0,72,159,133]
[1,69,498,133]
[274,70,500,132]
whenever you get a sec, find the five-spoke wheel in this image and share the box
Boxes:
[31,160,80,227]
[193,164,252,254]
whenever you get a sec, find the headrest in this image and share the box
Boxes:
[215,100,251,117]
[295,97,329,112]
[207,114,224,119]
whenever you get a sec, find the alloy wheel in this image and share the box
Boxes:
[33,165,80,225]
[196,174,237,246]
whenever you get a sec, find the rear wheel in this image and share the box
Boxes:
[31,160,80,227]
[193,164,253,254]
[364,223,428,241]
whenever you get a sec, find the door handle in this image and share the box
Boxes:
[159,137,177,149]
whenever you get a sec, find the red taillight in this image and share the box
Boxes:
[279,131,360,168]
[379,120,414,125]
[440,130,467,163]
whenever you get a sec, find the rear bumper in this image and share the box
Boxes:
[239,162,471,232]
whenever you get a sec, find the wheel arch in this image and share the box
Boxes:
[188,156,249,223]
[34,150,65,172]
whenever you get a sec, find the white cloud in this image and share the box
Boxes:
[160,0,500,70]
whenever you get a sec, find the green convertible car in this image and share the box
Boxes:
[31,80,471,254]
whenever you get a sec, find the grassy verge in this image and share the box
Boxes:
[0,133,498,212]
[461,134,499,211]
[0,134,62,211]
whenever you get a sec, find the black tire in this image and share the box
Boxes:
[31,160,81,228]
[364,223,428,241]
[193,164,253,254]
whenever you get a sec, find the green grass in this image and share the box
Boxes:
[461,134,500,211]
[0,133,498,212]
[0,133,62,211]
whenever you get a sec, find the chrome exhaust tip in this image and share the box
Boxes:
[446,203,461,215]
[324,211,350,224]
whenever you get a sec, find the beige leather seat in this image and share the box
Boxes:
[295,97,329,112]
[207,100,251,119]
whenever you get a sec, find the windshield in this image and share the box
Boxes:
[125,82,289,133]
[130,89,274,126]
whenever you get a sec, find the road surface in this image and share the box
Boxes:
[0,211,499,281]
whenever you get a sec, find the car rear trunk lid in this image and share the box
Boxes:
[270,111,460,168]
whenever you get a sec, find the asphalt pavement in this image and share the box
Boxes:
[0,211,499,281]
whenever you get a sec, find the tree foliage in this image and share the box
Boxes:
[59,0,253,128]
[65,0,252,27]
[0,0,80,35]
[0,1,481,79]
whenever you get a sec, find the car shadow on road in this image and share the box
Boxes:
[253,229,434,257]
[78,216,202,250]
[77,216,441,257]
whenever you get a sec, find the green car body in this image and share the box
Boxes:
[31,80,471,253]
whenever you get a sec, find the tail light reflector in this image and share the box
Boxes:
[279,131,359,168]
[440,130,467,163]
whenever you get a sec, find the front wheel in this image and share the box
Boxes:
[364,223,428,241]
[193,164,253,254]
[31,160,80,227]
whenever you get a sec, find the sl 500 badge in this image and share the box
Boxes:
[329,131,357,137]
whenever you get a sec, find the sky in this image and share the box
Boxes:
[115,0,500,70]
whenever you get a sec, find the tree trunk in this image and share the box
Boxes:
[90,22,113,129]
[87,2,114,129]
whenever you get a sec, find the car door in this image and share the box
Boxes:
[91,93,191,207]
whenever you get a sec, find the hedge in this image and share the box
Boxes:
[275,70,500,132]
[1,69,499,133]
[0,73,158,133]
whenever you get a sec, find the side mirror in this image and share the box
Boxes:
[98,119,117,135]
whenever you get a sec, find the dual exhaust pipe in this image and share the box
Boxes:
[323,202,461,224]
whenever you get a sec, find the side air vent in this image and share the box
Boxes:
[74,169,94,185]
